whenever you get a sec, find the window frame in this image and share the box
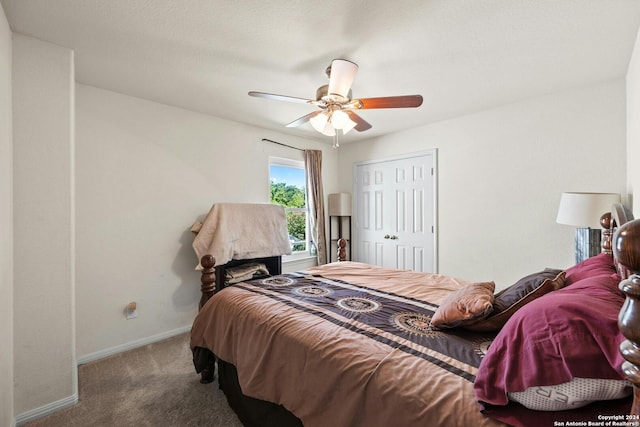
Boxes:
[269,157,313,262]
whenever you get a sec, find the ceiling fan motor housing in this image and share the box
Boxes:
[316,84,352,105]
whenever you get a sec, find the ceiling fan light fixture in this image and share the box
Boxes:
[327,59,358,100]
[329,110,356,135]
[310,112,336,136]
[320,123,336,136]
[330,109,349,129]
[341,117,357,135]
[249,60,422,139]
[309,111,327,131]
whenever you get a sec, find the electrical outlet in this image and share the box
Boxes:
[125,302,138,319]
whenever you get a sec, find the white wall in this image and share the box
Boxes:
[75,84,338,360]
[12,34,77,417]
[0,3,13,425]
[339,81,626,289]
[627,26,640,212]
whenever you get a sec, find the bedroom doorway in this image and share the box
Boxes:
[353,150,437,273]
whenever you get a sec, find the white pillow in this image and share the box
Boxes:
[508,378,631,411]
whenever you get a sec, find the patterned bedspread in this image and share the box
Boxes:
[190,262,506,427]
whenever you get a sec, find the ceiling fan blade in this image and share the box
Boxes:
[345,111,372,132]
[285,111,322,128]
[248,91,314,104]
[352,95,423,109]
[327,59,358,100]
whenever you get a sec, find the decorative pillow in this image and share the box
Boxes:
[465,269,565,332]
[564,252,616,286]
[474,272,626,408]
[430,281,495,329]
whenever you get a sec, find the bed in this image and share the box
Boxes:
[190,203,640,426]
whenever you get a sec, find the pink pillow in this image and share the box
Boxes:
[564,253,616,286]
[430,281,495,329]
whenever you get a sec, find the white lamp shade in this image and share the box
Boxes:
[329,109,357,135]
[328,59,358,100]
[328,193,352,216]
[309,112,327,131]
[340,117,357,134]
[319,122,336,136]
[309,112,335,136]
[556,192,621,228]
[330,110,349,128]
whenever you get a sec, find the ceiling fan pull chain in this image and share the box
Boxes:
[333,131,340,149]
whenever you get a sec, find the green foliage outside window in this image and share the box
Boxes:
[270,182,305,208]
[270,182,307,250]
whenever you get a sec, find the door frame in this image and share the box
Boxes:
[352,149,438,273]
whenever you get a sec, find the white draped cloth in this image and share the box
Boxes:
[192,203,291,268]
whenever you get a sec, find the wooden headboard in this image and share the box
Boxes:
[610,203,640,415]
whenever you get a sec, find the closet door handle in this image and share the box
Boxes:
[384,234,390,239]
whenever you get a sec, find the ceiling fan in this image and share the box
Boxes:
[249,59,423,145]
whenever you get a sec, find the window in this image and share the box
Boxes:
[269,157,313,258]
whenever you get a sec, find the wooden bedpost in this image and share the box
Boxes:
[200,254,216,310]
[198,254,217,384]
[337,238,347,261]
[613,218,640,415]
[600,212,613,255]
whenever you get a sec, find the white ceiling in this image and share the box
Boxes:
[2,0,640,143]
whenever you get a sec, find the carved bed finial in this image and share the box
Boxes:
[337,238,347,261]
[199,254,216,310]
[613,218,640,415]
[601,212,613,255]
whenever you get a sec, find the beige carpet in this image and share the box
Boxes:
[26,333,243,427]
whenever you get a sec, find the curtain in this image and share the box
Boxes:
[304,150,327,265]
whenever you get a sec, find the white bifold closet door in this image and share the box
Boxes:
[354,150,437,272]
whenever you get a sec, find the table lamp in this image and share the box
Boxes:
[556,192,620,264]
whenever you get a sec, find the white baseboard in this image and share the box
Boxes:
[77,325,192,365]
[13,326,192,426]
[14,393,78,427]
